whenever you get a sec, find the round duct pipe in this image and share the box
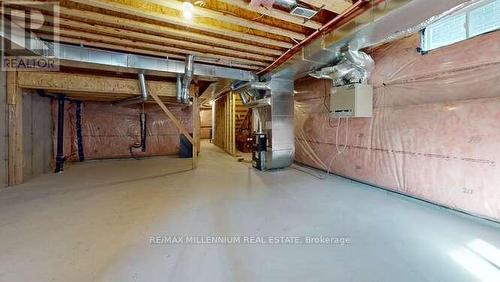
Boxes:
[273,0,297,10]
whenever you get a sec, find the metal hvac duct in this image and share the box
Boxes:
[260,78,294,170]
[231,81,270,107]
[273,0,297,10]
[231,78,294,170]
[0,24,256,81]
[179,54,195,104]
[138,72,148,102]
[267,0,480,80]
[176,74,183,103]
[231,81,270,92]
[114,72,149,106]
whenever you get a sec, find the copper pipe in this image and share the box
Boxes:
[258,0,385,76]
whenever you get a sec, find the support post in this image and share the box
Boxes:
[231,92,236,156]
[192,91,199,169]
[7,71,23,186]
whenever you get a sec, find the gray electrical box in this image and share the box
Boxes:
[330,83,373,118]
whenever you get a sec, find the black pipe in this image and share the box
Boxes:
[140,112,147,152]
[129,108,147,159]
[75,101,85,162]
[55,95,66,173]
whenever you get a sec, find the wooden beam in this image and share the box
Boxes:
[37,26,269,67]
[29,5,283,56]
[68,0,294,49]
[6,71,23,186]
[16,71,177,97]
[142,0,306,40]
[39,15,276,62]
[150,92,195,145]
[217,0,322,30]
[300,0,352,14]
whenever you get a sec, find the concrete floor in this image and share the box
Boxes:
[0,142,499,282]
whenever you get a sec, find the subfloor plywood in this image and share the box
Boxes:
[0,142,499,282]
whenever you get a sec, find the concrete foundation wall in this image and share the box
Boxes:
[0,72,7,188]
[22,91,52,181]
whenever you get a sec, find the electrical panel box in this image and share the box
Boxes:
[330,83,373,118]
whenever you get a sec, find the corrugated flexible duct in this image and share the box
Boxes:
[309,50,375,86]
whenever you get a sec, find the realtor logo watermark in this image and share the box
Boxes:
[1,1,59,71]
[150,235,352,246]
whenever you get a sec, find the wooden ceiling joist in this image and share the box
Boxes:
[301,0,352,14]
[7,0,358,75]
[216,0,322,30]
[36,33,262,71]
[36,6,284,56]
[36,25,269,67]
[142,0,307,40]
[68,0,294,49]
[40,15,276,62]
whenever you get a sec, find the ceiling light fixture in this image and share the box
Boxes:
[182,2,194,20]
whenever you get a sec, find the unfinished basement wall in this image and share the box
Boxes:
[0,72,7,188]
[56,101,192,161]
[200,108,212,140]
[22,91,52,180]
[213,93,235,155]
[295,31,500,221]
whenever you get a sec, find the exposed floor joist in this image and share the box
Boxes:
[45,6,284,56]
[6,16,265,70]
[301,0,353,14]
[36,26,270,67]
[216,0,322,30]
[37,16,276,63]
[4,0,356,73]
[68,0,294,49]
[29,14,279,62]
[142,0,307,40]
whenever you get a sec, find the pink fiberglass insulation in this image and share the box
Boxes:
[53,101,193,161]
[295,32,500,221]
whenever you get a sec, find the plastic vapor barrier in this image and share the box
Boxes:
[295,32,500,221]
[53,101,193,161]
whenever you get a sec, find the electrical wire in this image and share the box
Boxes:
[336,117,350,155]
[325,117,350,177]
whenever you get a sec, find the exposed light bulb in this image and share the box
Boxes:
[182,2,194,20]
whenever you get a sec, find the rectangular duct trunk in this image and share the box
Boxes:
[255,78,295,170]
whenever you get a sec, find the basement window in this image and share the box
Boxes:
[421,0,500,52]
